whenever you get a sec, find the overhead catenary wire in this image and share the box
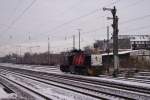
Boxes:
[119,14,150,33]
[4,0,150,54]
[10,1,118,49]
[2,0,36,33]
[52,0,83,16]
[5,0,146,40]
[44,29,101,51]
[40,0,122,36]
[35,0,84,28]
[0,1,23,31]
[2,0,121,41]
[121,24,150,33]
[119,0,146,10]
[7,0,24,23]
[120,14,150,25]
[48,26,105,42]
[106,0,121,7]
[42,9,101,35]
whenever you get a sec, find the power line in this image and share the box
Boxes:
[106,0,121,6]
[50,27,105,41]
[121,24,150,33]
[55,0,83,16]
[82,27,105,34]
[39,0,110,35]
[7,0,23,22]
[38,0,122,36]
[1,1,132,48]
[120,14,150,25]
[41,9,101,35]
[0,24,9,29]
[40,0,122,35]
[2,0,36,33]
[35,0,84,28]
[0,1,23,31]
[120,0,145,10]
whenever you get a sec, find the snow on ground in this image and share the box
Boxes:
[83,76,150,89]
[1,63,150,92]
[0,71,99,100]
[0,63,62,74]
[0,84,17,99]
[105,76,150,84]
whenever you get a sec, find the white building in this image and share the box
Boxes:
[118,35,150,50]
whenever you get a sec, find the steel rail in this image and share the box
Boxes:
[18,71,150,100]
[0,74,52,100]
[0,67,143,100]
[0,69,120,100]
[7,66,150,94]
[1,66,150,99]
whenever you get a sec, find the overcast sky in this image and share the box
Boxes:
[0,0,150,56]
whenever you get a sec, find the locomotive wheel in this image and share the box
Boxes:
[60,65,70,72]
[70,65,87,75]
[87,68,97,76]
[70,65,76,74]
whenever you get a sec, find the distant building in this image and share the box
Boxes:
[118,35,150,50]
[93,35,150,52]
[93,38,131,52]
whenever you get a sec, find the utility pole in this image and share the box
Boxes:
[107,26,109,48]
[106,26,110,74]
[15,48,18,64]
[48,37,50,65]
[78,29,81,50]
[16,45,22,64]
[105,26,110,53]
[103,6,119,77]
[73,35,75,50]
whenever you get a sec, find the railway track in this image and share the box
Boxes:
[100,76,150,84]
[0,74,53,100]
[0,68,125,100]
[0,65,150,100]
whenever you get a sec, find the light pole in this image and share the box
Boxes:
[48,36,50,65]
[78,29,81,50]
[73,35,75,50]
[16,45,22,63]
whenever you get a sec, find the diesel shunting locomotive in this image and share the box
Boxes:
[60,49,103,76]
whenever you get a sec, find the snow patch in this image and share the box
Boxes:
[0,87,17,99]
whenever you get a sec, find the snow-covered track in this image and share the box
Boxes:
[0,74,53,100]
[1,66,150,100]
[101,76,150,84]
[0,68,123,100]
[0,81,15,94]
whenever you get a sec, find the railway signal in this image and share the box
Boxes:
[78,29,81,50]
